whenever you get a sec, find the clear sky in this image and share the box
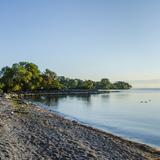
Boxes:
[0,0,160,87]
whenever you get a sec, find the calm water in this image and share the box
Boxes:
[26,89,160,147]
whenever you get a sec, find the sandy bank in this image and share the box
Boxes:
[0,96,160,160]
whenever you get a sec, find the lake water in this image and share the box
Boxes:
[25,89,160,147]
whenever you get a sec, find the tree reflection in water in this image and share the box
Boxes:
[25,94,92,108]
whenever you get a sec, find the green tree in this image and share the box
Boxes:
[41,69,62,90]
[57,76,67,89]
[113,81,132,89]
[0,62,42,92]
[0,61,132,92]
[11,62,42,91]
[67,79,78,89]
[96,78,111,89]
[58,77,82,89]
[22,62,42,90]
[0,66,15,92]
[82,80,95,89]
[0,82,4,93]
[75,79,84,89]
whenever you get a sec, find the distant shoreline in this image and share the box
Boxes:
[16,89,121,97]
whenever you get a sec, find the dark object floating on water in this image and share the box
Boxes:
[140,100,151,103]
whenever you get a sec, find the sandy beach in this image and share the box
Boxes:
[0,96,160,160]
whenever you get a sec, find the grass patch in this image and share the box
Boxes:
[12,99,30,115]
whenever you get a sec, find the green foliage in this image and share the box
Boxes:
[0,66,15,92]
[81,80,95,89]
[0,82,4,93]
[41,69,62,90]
[113,81,132,89]
[95,78,111,89]
[58,77,84,89]
[0,61,132,92]
[0,62,42,92]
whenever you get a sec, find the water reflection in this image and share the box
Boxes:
[100,94,110,102]
[25,90,160,147]
[26,95,60,106]
[26,94,92,107]
[68,94,91,104]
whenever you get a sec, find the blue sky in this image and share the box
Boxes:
[0,0,160,87]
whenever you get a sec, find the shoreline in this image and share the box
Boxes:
[37,105,158,149]
[0,96,160,159]
[47,110,159,149]
[41,108,160,151]
[9,89,121,97]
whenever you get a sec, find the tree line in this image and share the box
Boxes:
[0,62,132,93]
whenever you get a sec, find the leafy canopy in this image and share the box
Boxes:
[0,62,132,92]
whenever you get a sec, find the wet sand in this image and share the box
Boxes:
[0,96,160,160]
